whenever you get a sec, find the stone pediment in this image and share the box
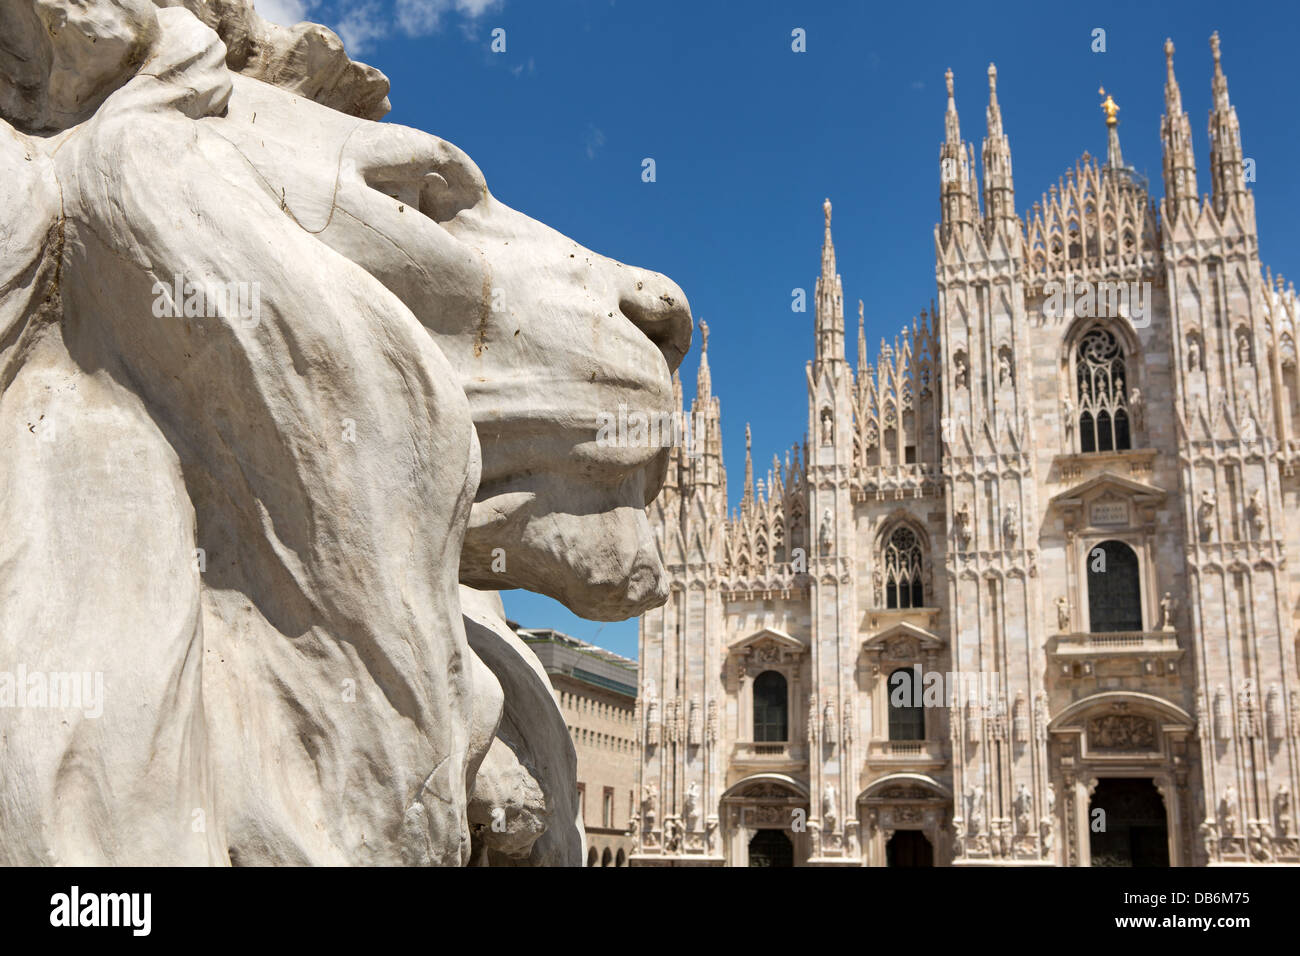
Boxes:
[1049,472,1166,532]
[728,627,807,659]
[861,620,945,657]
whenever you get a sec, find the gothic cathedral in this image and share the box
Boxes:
[635,35,1300,867]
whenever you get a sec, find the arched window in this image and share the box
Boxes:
[587,847,598,867]
[887,667,925,741]
[1076,327,1131,452]
[601,847,613,867]
[883,526,925,609]
[616,848,627,867]
[752,671,788,742]
[1087,539,1142,632]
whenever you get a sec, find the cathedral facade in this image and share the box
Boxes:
[633,35,1300,867]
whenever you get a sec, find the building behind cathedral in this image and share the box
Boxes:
[634,34,1300,866]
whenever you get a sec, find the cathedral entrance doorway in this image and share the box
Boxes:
[886,829,934,866]
[748,830,793,867]
[1088,777,1170,867]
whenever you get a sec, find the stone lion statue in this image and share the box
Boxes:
[0,0,690,865]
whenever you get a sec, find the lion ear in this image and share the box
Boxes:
[342,123,488,224]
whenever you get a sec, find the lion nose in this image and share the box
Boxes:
[619,271,693,374]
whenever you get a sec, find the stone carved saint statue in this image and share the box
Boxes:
[1056,596,1071,632]
[1128,387,1144,431]
[954,353,969,389]
[1159,592,1177,631]
[1277,786,1293,838]
[1200,820,1220,863]
[1062,396,1075,437]
[819,508,834,555]
[1247,489,1265,535]
[642,783,659,834]
[0,0,691,866]
[1014,784,1032,834]
[1221,786,1240,838]
[967,784,986,837]
[1002,505,1018,547]
[684,782,700,832]
[820,407,834,445]
[955,502,972,550]
[998,352,1013,386]
[1198,490,1217,540]
[823,784,839,834]
[1188,337,1202,371]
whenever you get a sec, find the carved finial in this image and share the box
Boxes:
[945,67,954,98]
[1165,37,1175,64]
[699,317,709,353]
[987,62,997,93]
[823,197,832,228]
[745,422,751,451]
[1210,30,1222,65]
[1098,87,1120,126]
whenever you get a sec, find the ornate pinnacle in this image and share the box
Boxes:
[1098,87,1120,126]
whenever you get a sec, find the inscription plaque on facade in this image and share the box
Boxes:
[1090,500,1130,526]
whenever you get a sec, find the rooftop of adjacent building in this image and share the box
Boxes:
[517,627,639,699]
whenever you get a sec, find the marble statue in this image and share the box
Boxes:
[0,0,691,866]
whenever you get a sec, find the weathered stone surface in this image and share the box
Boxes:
[0,1,690,866]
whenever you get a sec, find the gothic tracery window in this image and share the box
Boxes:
[1076,327,1131,453]
[883,526,925,609]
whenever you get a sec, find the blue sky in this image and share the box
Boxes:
[256,0,1300,658]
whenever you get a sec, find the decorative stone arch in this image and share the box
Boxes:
[720,774,811,866]
[872,512,932,610]
[856,621,946,770]
[726,628,807,745]
[857,773,953,866]
[1047,691,1195,867]
[1060,317,1144,452]
[1048,472,1167,636]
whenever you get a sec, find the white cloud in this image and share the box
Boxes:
[255,0,313,26]
[394,0,504,37]
[584,125,605,160]
[454,0,503,15]
[335,1,388,54]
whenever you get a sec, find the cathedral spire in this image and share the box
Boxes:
[695,317,711,400]
[1208,31,1248,218]
[981,63,1017,237]
[1099,86,1124,170]
[857,300,868,374]
[814,198,845,365]
[1161,38,1199,222]
[742,423,754,509]
[939,68,978,245]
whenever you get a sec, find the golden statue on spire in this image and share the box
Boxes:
[1098,86,1120,126]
